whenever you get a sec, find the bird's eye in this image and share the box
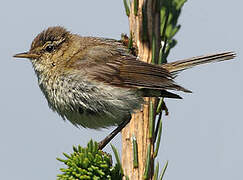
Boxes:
[45,44,54,52]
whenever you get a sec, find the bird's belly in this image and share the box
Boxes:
[62,109,130,129]
[40,76,143,129]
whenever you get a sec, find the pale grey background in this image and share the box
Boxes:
[0,0,242,179]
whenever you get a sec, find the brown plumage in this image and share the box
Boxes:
[14,26,236,129]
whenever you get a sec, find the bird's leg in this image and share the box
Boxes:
[98,118,130,150]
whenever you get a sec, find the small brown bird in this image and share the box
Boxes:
[14,26,235,147]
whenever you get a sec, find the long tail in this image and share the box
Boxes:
[162,51,236,74]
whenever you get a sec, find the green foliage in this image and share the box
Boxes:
[153,114,163,158]
[110,144,123,176]
[159,0,187,64]
[57,140,122,180]
[134,0,138,16]
[153,0,186,179]
[143,143,152,179]
[154,162,159,180]
[123,0,130,17]
[159,161,168,180]
[132,136,138,168]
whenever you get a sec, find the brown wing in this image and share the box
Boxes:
[91,57,191,92]
[69,41,190,93]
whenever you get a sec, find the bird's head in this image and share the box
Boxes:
[14,26,71,74]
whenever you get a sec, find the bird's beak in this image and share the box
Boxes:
[13,52,39,59]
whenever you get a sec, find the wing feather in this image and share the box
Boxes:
[70,42,190,93]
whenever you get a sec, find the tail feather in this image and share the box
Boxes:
[162,51,236,74]
[140,89,183,99]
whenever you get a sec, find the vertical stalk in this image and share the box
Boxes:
[121,0,161,179]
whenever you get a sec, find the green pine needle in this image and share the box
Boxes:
[57,140,122,180]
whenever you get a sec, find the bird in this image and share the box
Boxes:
[14,26,235,148]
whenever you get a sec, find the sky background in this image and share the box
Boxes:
[1,0,242,179]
